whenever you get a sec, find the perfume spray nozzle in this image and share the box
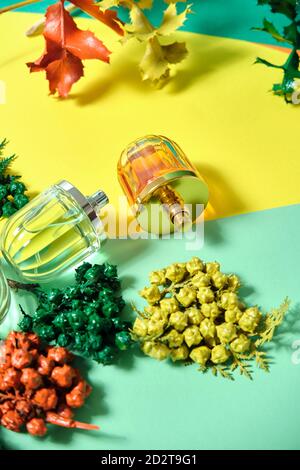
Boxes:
[88,191,109,212]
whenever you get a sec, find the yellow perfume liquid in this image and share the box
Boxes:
[1,181,108,282]
[118,135,209,234]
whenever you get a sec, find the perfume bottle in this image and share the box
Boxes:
[0,261,11,324]
[0,181,108,282]
[118,135,209,234]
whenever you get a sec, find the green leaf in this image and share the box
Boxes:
[272,82,284,94]
[255,56,283,68]
[255,2,300,101]
[253,18,289,43]
[283,22,300,46]
[257,0,297,20]
[284,47,300,71]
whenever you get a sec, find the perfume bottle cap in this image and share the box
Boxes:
[57,181,109,234]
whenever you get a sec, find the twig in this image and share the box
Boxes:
[7,278,39,293]
[26,4,78,37]
[231,352,253,380]
[211,365,234,381]
[0,0,41,14]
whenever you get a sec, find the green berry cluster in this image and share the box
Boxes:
[0,139,29,218]
[19,262,132,364]
[132,257,290,380]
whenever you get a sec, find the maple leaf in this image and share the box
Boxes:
[123,0,190,86]
[71,0,124,35]
[140,38,187,83]
[27,1,111,97]
[157,2,191,36]
[99,0,190,85]
[136,0,153,8]
[126,4,154,39]
[99,0,120,9]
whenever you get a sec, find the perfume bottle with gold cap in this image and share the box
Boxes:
[117,135,209,234]
[0,180,108,282]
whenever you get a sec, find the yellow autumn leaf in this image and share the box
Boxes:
[161,41,188,64]
[140,38,169,81]
[126,4,154,38]
[139,38,187,84]
[157,3,191,36]
[136,0,153,8]
[98,0,120,9]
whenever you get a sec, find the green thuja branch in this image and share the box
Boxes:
[0,139,30,218]
[0,139,16,175]
[255,297,291,347]
[253,0,300,102]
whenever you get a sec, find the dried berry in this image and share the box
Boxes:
[132,258,290,380]
[19,262,132,364]
[0,331,98,436]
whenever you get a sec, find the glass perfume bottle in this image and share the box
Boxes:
[118,135,209,234]
[0,261,11,324]
[0,180,108,282]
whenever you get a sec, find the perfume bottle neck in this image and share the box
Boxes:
[154,185,192,231]
[88,191,109,213]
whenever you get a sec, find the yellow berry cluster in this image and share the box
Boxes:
[132,257,265,371]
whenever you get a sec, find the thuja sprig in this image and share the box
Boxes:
[253,0,300,102]
[0,139,29,218]
[255,297,291,347]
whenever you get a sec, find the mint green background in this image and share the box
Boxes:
[1,204,300,450]
[4,0,290,45]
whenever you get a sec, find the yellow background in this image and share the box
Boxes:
[0,12,299,221]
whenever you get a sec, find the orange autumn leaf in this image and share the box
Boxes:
[27,1,112,97]
[71,0,124,35]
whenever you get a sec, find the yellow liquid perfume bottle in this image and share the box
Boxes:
[0,181,108,282]
[118,135,209,234]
